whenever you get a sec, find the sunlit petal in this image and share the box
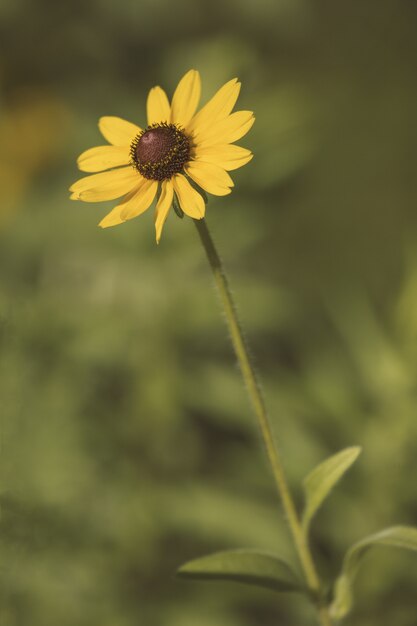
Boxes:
[188,79,241,135]
[185,161,233,196]
[193,144,253,171]
[197,111,255,147]
[155,180,174,243]
[120,179,158,220]
[70,167,141,202]
[147,86,171,125]
[98,116,142,146]
[172,174,205,218]
[171,70,201,127]
[98,185,143,228]
[77,145,130,172]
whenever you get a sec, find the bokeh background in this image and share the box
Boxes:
[1,1,417,624]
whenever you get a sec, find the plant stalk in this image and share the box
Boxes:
[194,218,333,626]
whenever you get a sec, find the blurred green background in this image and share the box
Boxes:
[1,1,417,624]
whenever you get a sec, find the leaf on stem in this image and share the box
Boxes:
[302,446,361,535]
[177,549,305,594]
[330,525,417,619]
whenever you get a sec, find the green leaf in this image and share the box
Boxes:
[330,525,417,620]
[302,446,361,534]
[177,549,305,594]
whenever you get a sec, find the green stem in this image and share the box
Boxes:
[194,218,333,626]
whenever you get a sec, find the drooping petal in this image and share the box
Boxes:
[147,86,171,125]
[120,179,158,220]
[196,111,255,147]
[187,78,241,135]
[185,161,233,196]
[98,205,126,228]
[154,180,174,243]
[98,116,142,146]
[98,185,143,228]
[170,70,201,127]
[77,145,130,172]
[193,143,253,171]
[99,180,157,228]
[70,167,141,202]
[172,174,205,219]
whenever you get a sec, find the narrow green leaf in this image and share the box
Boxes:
[177,549,305,594]
[302,446,361,534]
[330,574,352,621]
[331,525,417,619]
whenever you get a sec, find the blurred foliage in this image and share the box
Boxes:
[1,0,417,625]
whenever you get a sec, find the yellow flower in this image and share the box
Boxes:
[70,70,254,243]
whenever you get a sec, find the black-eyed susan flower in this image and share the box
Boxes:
[70,70,254,242]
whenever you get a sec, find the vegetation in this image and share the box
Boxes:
[1,1,416,624]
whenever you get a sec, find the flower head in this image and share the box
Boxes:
[70,70,254,242]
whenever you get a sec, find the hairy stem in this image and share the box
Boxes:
[194,218,332,626]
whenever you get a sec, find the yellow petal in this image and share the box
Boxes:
[98,116,142,146]
[99,186,143,227]
[120,179,158,220]
[70,167,141,202]
[172,174,205,219]
[193,144,253,171]
[155,180,174,243]
[185,161,233,196]
[170,69,201,127]
[77,145,130,172]
[147,86,171,125]
[197,111,255,147]
[187,78,241,135]
[99,205,126,228]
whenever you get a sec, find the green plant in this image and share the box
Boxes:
[176,219,417,626]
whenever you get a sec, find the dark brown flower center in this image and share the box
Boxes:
[130,123,190,181]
